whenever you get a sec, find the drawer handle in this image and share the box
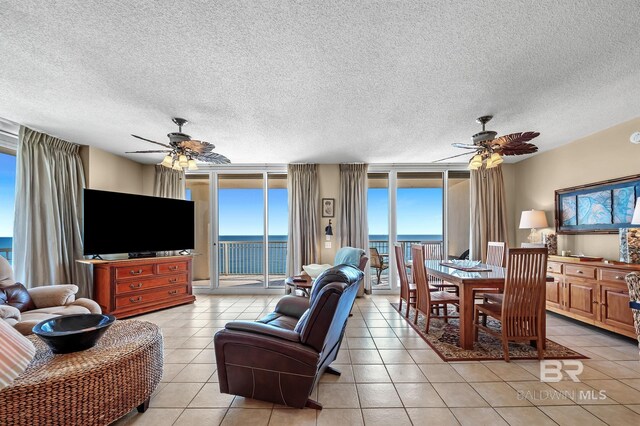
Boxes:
[130,269,143,275]
[168,278,178,283]
[615,276,623,280]
[168,289,178,295]
[130,296,143,303]
[129,282,143,289]
[577,270,583,274]
[548,266,552,270]
[168,265,179,271]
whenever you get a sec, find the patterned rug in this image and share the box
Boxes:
[391,303,588,361]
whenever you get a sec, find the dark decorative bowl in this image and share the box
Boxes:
[32,314,116,354]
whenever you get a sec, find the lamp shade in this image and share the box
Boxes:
[519,210,548,229]
[0,319,36,390]
[632,199,640,225]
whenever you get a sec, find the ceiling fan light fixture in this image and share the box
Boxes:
[187,159,198,170]
[172,160,182,171]
[161,154,174,168]
[178,154,189,167]
[489,152,503,165]
[468,154,483,170]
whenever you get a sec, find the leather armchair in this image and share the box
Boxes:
[214,264,364,409]
[0,257,101,335]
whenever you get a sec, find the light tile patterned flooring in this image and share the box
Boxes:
[113,295,640,425]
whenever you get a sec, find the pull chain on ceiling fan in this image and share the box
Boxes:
[126,117,230,170]
[434,115,540,169]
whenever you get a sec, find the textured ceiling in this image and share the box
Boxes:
[1,1,639,165]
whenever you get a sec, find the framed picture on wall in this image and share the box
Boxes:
[322,198,335,218]
[555,174,640,234]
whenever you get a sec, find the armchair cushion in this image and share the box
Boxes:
[0,283,36,312]
[0,305,21,322]
[274,295,310,319]
[225,321,301,342]
[28,285,77,308]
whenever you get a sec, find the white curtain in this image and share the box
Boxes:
[286,164,320,289]
[13,126,92,297]
[338,163,371,294]
[154,165,185,199]
[470,165,510,262]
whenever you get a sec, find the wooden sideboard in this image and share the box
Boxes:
[545,255,637,338]
[80,256,196,318]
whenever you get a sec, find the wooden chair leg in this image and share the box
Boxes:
[537,339,544,360]
[399,298,403,315]
[502,338,510,363]
[425,310,431,333]
[443,303,449,323]
[414,309,419,325]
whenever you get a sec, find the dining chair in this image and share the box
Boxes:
[411,245,459,333]
[394,243,416,318]
[475,241,506,302]
[422,242,458,295]
[369,247,388,285]
[473,247,548,362]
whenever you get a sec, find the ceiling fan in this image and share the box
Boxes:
[434,115,540,169]
[125,117,230,170]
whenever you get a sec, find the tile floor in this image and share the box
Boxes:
[113,294,640,425]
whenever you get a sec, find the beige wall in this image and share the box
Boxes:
[447,179,470,257]
[510,116,640,260]
[318,164,340,264]
[80,146,154,196]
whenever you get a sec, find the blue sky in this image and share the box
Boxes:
[368,187,443,235]
[218,186,443,236]
[219,188,288,235]
[0,153,16,237]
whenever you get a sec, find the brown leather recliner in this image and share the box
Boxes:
[214,264,364,409]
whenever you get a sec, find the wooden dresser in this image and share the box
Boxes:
[82,256,195,319]
[545,255,638,338]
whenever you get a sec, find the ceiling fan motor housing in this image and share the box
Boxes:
[167,132,191,145]
[472,130,497,144]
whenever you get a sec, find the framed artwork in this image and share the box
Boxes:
[322,198,335,218]
[555,174,640,234]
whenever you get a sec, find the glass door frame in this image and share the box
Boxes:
[187,165,288,294]
[367,164,468,292]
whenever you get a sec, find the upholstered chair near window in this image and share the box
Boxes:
[0,257,101,335]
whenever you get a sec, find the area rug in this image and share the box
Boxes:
[391,303,588,361]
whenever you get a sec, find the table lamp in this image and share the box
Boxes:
[519,210,548,243]
[0,319,36,390]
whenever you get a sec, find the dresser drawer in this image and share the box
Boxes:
[114,264,154,280]
[565,264,597,279]
[547,261,563,274]
[116,285,188,309]
[157,261,189,275]
[599,268,630,284]
[115,274,188,295]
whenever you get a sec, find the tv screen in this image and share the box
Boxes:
[83,189,195,255]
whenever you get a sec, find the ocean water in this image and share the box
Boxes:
[0,237,10,248]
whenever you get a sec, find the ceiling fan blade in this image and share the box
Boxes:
[452,143,479,149]
[492,132,540,156]
[432,152,474,163]
[125,150,172,154]
[131,134,172,148]
[196,151,231,164]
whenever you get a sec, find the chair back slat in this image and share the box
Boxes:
[423,242,444,260]
[369,248,382,268]
[486,242,506,267]
[501,248,548,339]
[394,244,410,302]
[411,244,431,315]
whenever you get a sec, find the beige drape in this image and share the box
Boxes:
[338,163,371,293]
[153,165,185,199]
[470,165,509,262]
[286,164,320,286]
[13,126,92,297]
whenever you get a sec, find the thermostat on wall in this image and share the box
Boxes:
[630,131,640,144]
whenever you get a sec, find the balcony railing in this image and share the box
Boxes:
[218,241,287,275]
[0,247,11,264]
[369,240,442,262]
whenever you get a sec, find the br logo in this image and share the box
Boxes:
[540,360,584,382]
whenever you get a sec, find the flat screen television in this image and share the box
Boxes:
[83,189,195,256]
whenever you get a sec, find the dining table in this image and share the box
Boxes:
[424,260,552,350]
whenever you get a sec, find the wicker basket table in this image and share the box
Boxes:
[0,320,163,426]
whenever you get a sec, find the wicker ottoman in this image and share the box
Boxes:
[0,320,163,426]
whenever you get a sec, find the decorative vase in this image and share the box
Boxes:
[620,228,640,264]
[542,233,557,256]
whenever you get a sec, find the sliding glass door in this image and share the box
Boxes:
[186,169,288,291]
[368,173,390,289]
